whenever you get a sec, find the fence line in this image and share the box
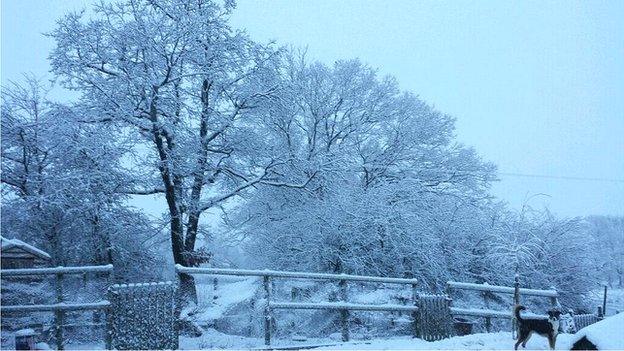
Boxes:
[1,301,110,313]
[446,281,558,298]
[1,264,113,276]
[270,302,420,312]
[175,265,418,285]
[176,264,419,346]
[1,264,114,350]
[446,276,559,336]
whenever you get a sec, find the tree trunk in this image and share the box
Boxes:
[183,79,212,254]
[149,86,197,303]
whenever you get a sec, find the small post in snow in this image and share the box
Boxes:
[597,306,603,319]
[263,275,272,346]
[602,285,607,318]
[339,279,349,342]
[512,274,520,339]
[213,277,218,301]
[411,283,419,338]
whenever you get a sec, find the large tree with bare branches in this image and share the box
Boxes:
[49,0,312,300]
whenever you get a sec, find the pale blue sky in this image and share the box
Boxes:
[2,0,623,217]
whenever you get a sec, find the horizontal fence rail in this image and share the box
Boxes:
[176,264,418,285]
[446,277,559,336]
[270,302,420,312]
[1,264,114,350]
[1,264,114,276]
[177,264,419,346]
[450,307,547,319]
[1,301,110,313]
[447,281,558,298]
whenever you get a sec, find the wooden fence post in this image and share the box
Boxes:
[445,283,453,337]
[263,275,272,346]
[339,279,349,342]
[549,286,559,309]
[602,285,607,318]
[411,283,419,338]
[483,287,491,333]
[213,277,219,301]
[512,275,520,339]
[105,269,114,350]
[55,270,64,350]
[105,287,114,350]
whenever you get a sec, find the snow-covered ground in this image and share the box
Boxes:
[180,330,579,350]
[317,332,579,350]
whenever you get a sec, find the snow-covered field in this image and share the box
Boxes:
[178,280,624,350]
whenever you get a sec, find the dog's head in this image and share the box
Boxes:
[547,309,562,320]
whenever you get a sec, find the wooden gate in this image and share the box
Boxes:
[416,294,454,341]
[108,282,178,350]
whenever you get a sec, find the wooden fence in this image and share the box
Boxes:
[446,275,559,336]
[176,264,420,346]
[1,265,114,350]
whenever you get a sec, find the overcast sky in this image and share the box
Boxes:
[2,0,623,217]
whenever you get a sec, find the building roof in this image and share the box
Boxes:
[0,236,52,260]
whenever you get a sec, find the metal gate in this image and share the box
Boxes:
[108,282,178,350]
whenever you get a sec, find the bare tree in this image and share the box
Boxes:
[49,0,312,301]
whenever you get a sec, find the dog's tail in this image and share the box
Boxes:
[514,305,526,321]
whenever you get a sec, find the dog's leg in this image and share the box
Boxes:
[515,331,528,350]
[553,334,558,350]
[521,331,532,348]
[548,334,555,350]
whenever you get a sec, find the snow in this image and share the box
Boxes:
[14,328,37,337]
[270,301,419,312]
[316,332,580,350]
[451,307,510,319]
[179,331,581,350]
[0,236,51,260]
[190,276,259,322]
[177,265,418,285]
[570,312,624,350]
[1,264,114,276]
[0,301,110,312]
[111,281,173,289]
[447,281,558,298]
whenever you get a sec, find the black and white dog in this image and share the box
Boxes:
[514,305,562,350]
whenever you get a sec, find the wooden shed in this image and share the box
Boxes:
[0,236,51,269]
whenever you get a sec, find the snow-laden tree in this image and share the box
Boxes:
[585,215,624,288]
[489,207,596,307]
[237,54,497,285]
[1,77,164,281]
[49,0,313,300]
